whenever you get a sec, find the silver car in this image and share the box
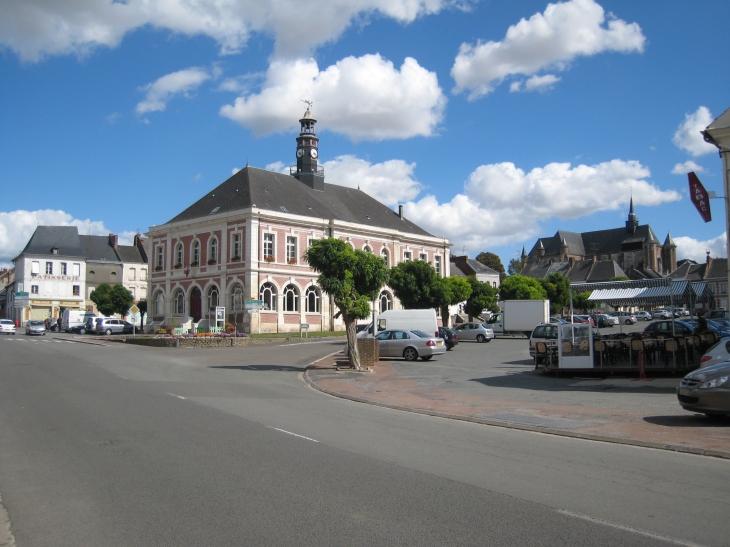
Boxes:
[677,361,730,416]
[95,318,126,335]
[374,329,446,361]
[453,322,495,343]
[25,320,46,336]
[634,311,653,321]
[700,339,730,369]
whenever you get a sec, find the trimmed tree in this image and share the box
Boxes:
[304,238,389,370]
[389,260,441,309]
[90,283,134,317]
[539,272,570,315]
[572,291,592,313]
[475,252,506,281]
[464,276,498,321]
[435,276,472,328]
[498,275,548,301]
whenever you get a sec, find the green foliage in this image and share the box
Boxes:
[137,299,147,316]
[435,276,472,327]
[572,291,592,313]
[498,275,548,301]
[90,283,134,317]
[610,276,629,281]
[389,260,441,309]
[304,238,389,369]
[539,272,570,315]
[475,252,507,281]
[464,276,498,319]
[507,258,523,276]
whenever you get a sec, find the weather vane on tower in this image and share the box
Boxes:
[302,99,313,110]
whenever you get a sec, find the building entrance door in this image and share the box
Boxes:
[190,287,202,322]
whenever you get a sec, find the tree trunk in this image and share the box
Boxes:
[440,305,450,328]
[344,316,363,370]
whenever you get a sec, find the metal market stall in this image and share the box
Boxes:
[540,278,717,374]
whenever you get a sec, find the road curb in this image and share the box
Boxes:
[303,369,730,461]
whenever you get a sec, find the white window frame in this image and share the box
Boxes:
[192,240,200,265]
[260,282,277,311]
[231,233,242,259]
[403,251,411,262]
[156,246,164,268]
[45,261,53,275]
[283,284,299,312]
[286,236,297,264]
[31,285,39,294]
[434,255,441,276]
[73,263,81,277]
[419,253,427,262]
[209,237,218,263]
[263,233,275,261]
[141,268,147,280]
[305,286,320,313]
[31,261,39,275]
[175,243,183,266]
[60,262,67,275]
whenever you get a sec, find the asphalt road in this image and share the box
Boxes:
[0,332,728,546]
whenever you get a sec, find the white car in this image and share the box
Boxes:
[634,311,653,321]
[700,339,730,369]
[0,319,16,335]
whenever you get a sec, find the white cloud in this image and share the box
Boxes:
[0,209,124,266]
[675,233,727,262]
[136,67,214,115]
[672,106,717,157]
[219,55,446,141]
[0,0,460,63]
[402,159,680,251]
[671,160,705,175]
[322,156,421,206]
[451,0,645,99]
[511,74,561,93]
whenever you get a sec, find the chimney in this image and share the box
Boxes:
[134,233,148,263]
[398,205,404,219]
[109,233,118,249]
[706,251,713,273]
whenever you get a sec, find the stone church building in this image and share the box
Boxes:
[521,200,677,282]
[146,107,451,333]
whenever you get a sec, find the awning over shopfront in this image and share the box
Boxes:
[570,278,715,309]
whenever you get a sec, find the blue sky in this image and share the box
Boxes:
[1,0,729,271]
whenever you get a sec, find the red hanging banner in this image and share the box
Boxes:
[688,171,712,223]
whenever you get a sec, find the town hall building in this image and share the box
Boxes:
[146,106,451,333]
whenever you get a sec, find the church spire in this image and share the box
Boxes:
[626,197,639,234]
[293,100,324,191]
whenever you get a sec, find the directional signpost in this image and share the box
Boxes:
[245,299,264,310]
[14,291,29,308]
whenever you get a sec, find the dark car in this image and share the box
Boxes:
[591,314,614,328]
[44,318,60,332]
[438,326,459,350]
[677,361,730,416]
[685,318,730,339]
[643,320,694,337]
[68,323,89,334]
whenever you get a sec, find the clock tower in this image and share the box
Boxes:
[292,101,324,191]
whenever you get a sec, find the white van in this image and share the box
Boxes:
[62,310,96,332]
[359,309,439,339]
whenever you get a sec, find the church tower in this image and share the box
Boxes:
[293,101,324,191]
[662,232,677,274]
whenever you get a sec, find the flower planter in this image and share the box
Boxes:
[190,261,199,267]
[207,259,217,265]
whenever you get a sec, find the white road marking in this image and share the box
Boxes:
[166,393,187,400]
[558,510,708,547]
[267,426,319,443]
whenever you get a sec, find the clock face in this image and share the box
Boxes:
[296,149,303,158]
[310,149,318,159]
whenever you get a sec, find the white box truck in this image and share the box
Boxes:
[358,309,439,339]
[485,300,550,337]
[62,310,96,332]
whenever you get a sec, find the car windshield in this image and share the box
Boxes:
[28,321,43,326]
[411,330,430,338]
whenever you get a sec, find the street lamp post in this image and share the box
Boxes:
[702,107,730,309]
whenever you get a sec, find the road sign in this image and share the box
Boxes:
[245,299,264,310]
[15,297,30,307]
[130,305,139,314]
[15,291,29,297]
[688,171,712,223]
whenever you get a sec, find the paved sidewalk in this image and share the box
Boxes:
[305,355,730,459]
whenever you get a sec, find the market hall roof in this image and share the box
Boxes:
[165,166,434,237]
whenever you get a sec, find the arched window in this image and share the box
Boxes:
[174,288,185,315]
[363,245,372,253]
[207,285,219,311]
[260,282,277,311]
[379,290,393,314]
[381,247,389,267]
[209,237,218,264]
[192,240,200,265]
[305,286,320,313]
[175,243,183,266]
[230,283,245,312]
[154,290,165,316]
[283,284,299,312]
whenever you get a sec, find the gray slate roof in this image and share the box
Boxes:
[166,166,433,237]
[115,244,146,264]
[80,235,120,262]
[16,226,84,260]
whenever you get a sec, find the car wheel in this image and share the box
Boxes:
[105,329,112,336]
[403,347,418,361]
[476,334,486,343]
[484,337,491,343]
[79,328,86,335]
[625,319,632,325]
[421,356,432,361]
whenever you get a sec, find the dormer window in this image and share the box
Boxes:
[51,247,58,255]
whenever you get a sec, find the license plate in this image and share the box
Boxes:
[679,388,690,396]
[436,340,443,346]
